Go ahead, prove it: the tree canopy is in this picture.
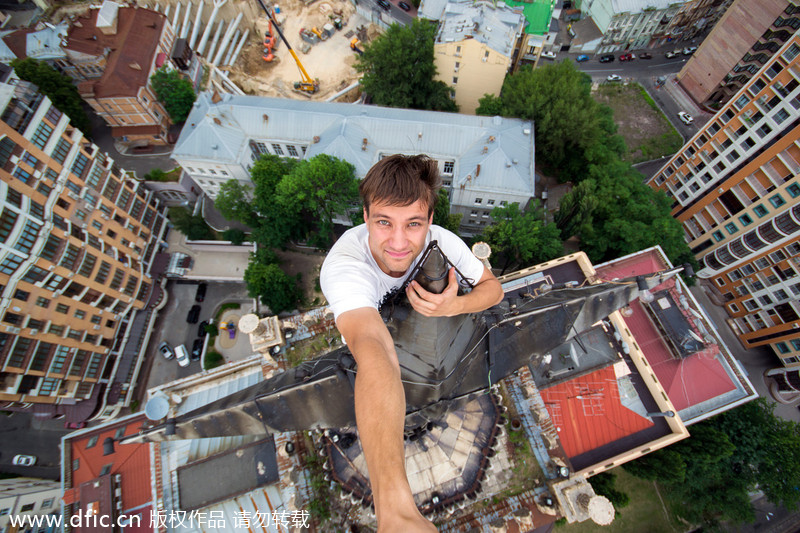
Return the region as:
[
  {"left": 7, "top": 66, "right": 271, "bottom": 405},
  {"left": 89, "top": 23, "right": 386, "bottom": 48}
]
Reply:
[
  {"left": 432, "top": 189, "right": 462, "bottom": 233},
  {"left": 168, "top": 206, "right": 214, "bottom": 240},
  {"left": 11, "top": 58, "right": 91, "bottom": 134},
  {"left": 355, "top": 19, "right": 457, "bottom": 112},
  {"left": 149, "top": 67, "right": 196, "bottom": 122},
  {"left": 244, "top": 260, "right": 302, "bottom": 314},
  {"left": 481, "top": 201, "right": 563, "bottom": 272},
  {"left": 624, "top": 399, "right": 800, "bottom": 528}
]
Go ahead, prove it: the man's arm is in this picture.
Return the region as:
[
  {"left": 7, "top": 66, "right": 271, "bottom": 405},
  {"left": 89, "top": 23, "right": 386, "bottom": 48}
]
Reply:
[
  {"left": 336, "top": 308, "right": 436, "bottom": 532},
  {"left": 406, "top": 265, "right": 503, "bottom": 317}
]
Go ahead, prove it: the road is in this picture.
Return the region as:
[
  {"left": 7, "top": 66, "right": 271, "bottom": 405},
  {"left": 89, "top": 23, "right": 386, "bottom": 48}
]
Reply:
[{"left": 0, "top": 412, "right": 68, "bottom": 480}]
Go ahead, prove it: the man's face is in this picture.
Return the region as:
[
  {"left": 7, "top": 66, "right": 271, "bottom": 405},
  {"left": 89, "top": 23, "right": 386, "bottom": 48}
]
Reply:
[{"left": 364, "top": 199, "right": 432, "bottom": 278}]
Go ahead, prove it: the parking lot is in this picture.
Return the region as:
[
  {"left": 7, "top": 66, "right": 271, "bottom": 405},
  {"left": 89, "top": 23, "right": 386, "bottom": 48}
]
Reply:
[{"left": 141, "top": 280, "right": 252, "bottom": 391}]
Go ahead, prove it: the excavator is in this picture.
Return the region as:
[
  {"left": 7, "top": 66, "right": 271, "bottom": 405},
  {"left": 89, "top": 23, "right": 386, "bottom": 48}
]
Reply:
[{"left": 256, "top": 0, "right": 319, "bottom": 95}]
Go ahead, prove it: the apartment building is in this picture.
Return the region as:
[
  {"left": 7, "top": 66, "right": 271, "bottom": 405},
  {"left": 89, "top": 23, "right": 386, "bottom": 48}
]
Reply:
[
  {"left": 433, "top": 1, "right": 526, "bottom": 114},
  {"left": 65, "top": 1, "right": 176, "bottom": 148},
  {"left": 647, "top": 34, "right": 800, "bottom": 368},
  {"left": 678, "top": 0, "right": 799, "bottom": 107},
  {"left": 173, "top": 93, "right": 536, "bottom": 237},
  {"left": 665, "top": 0, "right": 733, "bottom": 42},
  {"left": 0, "top": 74, "right": 169, "bottom": 419},
  {"left": 0, "top": 478, "right": 61, "bottom": 532},
  {"left": 582, "top": 0, "right": 686, "bottom": 53}
]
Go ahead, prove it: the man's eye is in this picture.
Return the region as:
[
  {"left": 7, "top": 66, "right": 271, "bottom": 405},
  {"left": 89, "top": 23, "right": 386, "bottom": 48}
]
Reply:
[
  {"left": 409, "top": 222, "right": 420, "bottom": 227},
  {"left": 378, "top": 220, "right": 390, "bottom": 226}
]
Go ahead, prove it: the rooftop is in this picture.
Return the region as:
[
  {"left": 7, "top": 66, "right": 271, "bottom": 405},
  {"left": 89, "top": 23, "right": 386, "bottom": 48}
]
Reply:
[
  {"left": 437, "top": 1, "right": 526, "bottom": 57},
  {"left": 503, "top": 0, "right": 554, "bottom": 35},
  {"left": 174, "top": 93, "right": 535, "bottom": 198},
  {"left": 67, "top": 4, "right": 166, "bottom": 98}
]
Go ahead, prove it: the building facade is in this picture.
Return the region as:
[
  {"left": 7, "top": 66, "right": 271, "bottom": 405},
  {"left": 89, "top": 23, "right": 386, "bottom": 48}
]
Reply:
[
  {"left": 0, "top": 478, "right": 61, "bottom": 532},
  {"left": 647, "top": 34, "right": 800, "bottom": 368},
  {"left": 677, "top": 0, "right": 799, "bottom": 108},
  {"left": 64, "top": 1, "right": 176, "bottom": 147},
  {"left": 0, "top": 74, "right": 169, "bottom": 418},
  {"left": 582, "top": 0, "right": 687, "bottom": 53},
  {"left": 433, "top": 2, "right": 526, "bottom": 114},
  {"left": 665, "top": 0, "right": 733, "bottom": 42},
  {"left": 172, "top": 93, "right": 536, "bottom": 237}
]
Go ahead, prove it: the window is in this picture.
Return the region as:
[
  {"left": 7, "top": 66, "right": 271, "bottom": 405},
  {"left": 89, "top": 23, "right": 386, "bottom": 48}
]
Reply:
[
  {"left": 755, "top": 257, "right": 771, "bottom": 269},
  {"left": 41, "top": 498, "right": 54, "bottom": 509},
  {"left": 734, "top": 94, "right": 751, "bottom": 109},
  {"left": 20, "top": 503, "right": 34, "bottom": 512},
  {"left": 86, "top": 435, "right": 98, "bottom": 448},
  {"left": 713, "top": 230, "right": 724, "bottom": 241},
  {"left": 35, "top": 296, "right": 49, "bottom": 308},
  {"left": 757, "top": 123, "right": 773, "bottom": 137},
  {"left": 773, "top": 108, "right": 790, "bottom": 124},
  {"left": 13, "top": 289, "right": 29, "bottom": 301},
  {"left": 31, "top": 121, "right": 53, "bottom": 149},
  {"left": 100, "top": 464, "right": 113, "bottom": 475},
  {"left": 769, "top": 194, "right": 786, "bottom": 208},
  {"left": 286, "top": 145, "right": 298, "bottom": 157},
  {"left": 729, "top": 303, "right": 740, "bottom": 313},
  {"left": 754, "top": 204, "right": 768, "bottom": 217},
  {"left": 453, "top": 77, "right": 458, "bottom": 84},
  {"left": 474, "top": 198, "right": 482, "bottom": 204},
  {"left": 90, "top": 315, "right": 102, "bottom": 325},
  {"left": 271, "top": 144, "right": 284, "bottom": 155},
  {"left": 739, "top": 214, "right": 753, "bottom": 226},
  {"left": 787, "top": 183, "right": 800, "bottom": 198},
  {"left": 725, "top": 222, "right": 738, "bottom": 234},
  {"left": 56, "top": 303, "right": 69, "bottom": 313}
]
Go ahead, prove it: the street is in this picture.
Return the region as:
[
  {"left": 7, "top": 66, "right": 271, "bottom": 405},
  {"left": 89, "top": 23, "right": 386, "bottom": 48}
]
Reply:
[{"left": 0, "top": 412, "right": 68, "bottom": 480}]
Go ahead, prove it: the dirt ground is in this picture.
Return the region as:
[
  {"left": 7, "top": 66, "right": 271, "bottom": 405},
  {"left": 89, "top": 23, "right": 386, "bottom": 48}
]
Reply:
[
  {"left": 275, "top": 246, "right": 327, "bottom": 307},
  {"left": 227, "top": 0, "right": 375, "bottom": 100},
  {"left": 593, "top": 82, "right": 682, "bottom": 163}
]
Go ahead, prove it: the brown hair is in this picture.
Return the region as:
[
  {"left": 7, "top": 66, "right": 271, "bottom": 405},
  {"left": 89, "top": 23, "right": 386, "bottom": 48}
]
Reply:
[{"left": 360, "top": 154, "right": 441, "bottom": 216}]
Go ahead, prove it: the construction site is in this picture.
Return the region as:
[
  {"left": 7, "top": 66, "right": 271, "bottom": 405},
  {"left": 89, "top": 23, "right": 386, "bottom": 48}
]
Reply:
[{"left": 56, "top": 0, "right": 379, "bottom": 101}]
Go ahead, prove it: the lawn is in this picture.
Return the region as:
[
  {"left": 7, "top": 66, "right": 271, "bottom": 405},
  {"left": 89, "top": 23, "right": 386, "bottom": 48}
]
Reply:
[
  {"left": 558, "top": 470, "right": 685, "bottom": 533},
  {"left": 593, "top": 83, "right": 683, "bottom": 164}
]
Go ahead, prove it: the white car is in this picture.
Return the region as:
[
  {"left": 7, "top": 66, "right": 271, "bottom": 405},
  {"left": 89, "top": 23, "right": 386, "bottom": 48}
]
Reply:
[
  {"left": 13, "top": 455, "right": 36, "bottom": 466},
  {"left": 606, "top": 74, "right": 622, "bottom": 82},
  {"left": 540, "top": 50, "right": 557, "bottom": 60},
  {"left": 175, "top": 344, "right": 190, "bottom": 367},
  {"left": 678, "top": 111, "right": 694, "bottom": 125}
]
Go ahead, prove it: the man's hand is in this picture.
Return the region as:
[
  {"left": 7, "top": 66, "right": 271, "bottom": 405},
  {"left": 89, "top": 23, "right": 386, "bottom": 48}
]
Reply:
[{"left": 406, "top": 268, "right": 463, "bottom": 317}]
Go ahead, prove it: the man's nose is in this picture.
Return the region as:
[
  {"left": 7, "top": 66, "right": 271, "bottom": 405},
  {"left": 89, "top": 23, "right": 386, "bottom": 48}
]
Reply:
[{"left": 388, "top": 225, "right": 407, "bottom": 247}]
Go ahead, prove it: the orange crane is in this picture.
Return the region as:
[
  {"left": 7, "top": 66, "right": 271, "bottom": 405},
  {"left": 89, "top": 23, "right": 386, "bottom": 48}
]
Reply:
[{"left": 255, "top": 0, "right": 319, "bottom": 95}]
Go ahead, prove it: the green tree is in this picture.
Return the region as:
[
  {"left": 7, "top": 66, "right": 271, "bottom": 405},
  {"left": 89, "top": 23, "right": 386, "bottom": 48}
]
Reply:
[
  {"left": 168, "top": 206, "right": 215, "bottom": 240},
  {"left": 355, "top": 19, "right": 457, "bottom": 112},
  {"left": 482, "top": 201, "right": 563, "bottom": 272},
  {"left": 554, "top": 180, "right": 598, "bottom": 240},
  {"left": 11, "top": 58, "right": 91, "bottom": 133},
  {"left": 275, "top": 154, "right": 359, "bottom": 248},
  {"left": 244, "top": 262, "right": 302, "bottom": 314},
  {"left": 215, "top": 179, "right": 254, "bottom": 225},
  {"left": 149, "top": 67, "right": 196, "bottom": 122},
  {"left": 432, "top": 188, "right": 462, "bottom": 233},
  {"left": 222, "top": 228, "right": 246, "bottom": 245}
]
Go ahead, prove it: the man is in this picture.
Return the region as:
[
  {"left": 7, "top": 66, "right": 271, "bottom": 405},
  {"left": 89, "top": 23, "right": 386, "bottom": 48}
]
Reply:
[{"left": 320, "top": 154, "right": 504, "bottom": 531}]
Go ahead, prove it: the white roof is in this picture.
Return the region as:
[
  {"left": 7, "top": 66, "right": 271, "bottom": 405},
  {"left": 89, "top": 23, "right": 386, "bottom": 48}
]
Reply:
[
  {"left": 437, "top": 1, "right": 525, "bottom": 57},
  {"left": 26, "top": 23, "right": 68, "bottom": 61},
  {"left": 175, "top": 93, "right": 535, "bottom": 198}
]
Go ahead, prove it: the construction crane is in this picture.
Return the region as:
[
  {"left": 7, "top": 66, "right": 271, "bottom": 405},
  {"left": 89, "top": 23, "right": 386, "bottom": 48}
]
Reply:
[{"left": 255, "top": 0, "right": 319, "bottom": 95}]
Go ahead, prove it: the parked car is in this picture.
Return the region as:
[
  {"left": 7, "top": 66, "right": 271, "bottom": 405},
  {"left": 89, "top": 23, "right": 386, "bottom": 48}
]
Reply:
[
  {"left": 599, "top": 54, "right": 615, "bottom": 63},
  {"left": 606, "top": 74, "right": 622, "bottom": 82},
  {"left": 678, "top": 111, "right": 694, "bottom": 125},
  {"left": 665, "top": 49, "right": 681, "bottom": 58},
  {"left": 683, "top": 46, "right": 697, "bottom": 55},
  {"left": 175, "top": 344, "right": 190, "bottom": 367},
  {"left": 639, "top": 52, "right": 652, "bottom": 59},
  {"left": 398, "top": 1, "right": 411, "bottom": 10},
  {"left": 197, "top": 320, "right": 209, "bottom": 338},
  {"left": 619, "top": 53, "right": 634, "bottom": 61},
  {"left": 377, "top": 0, "right": 391, "bottom": 10},
  {"left": 194, "top": 282, "right": 207, "bottom": 302},
  {"left": 191, "top": 339, "right": 204, "bottom": 361},
  {"left": 65, "top": 421, "right": 87, "bottom": 429},
  {"left": 13, "top": 455, "right": 36, "bottom": 466},
  {"left": 540, "top": 50, "right": 557, "bottom": 60},
  {"left": 186, "top": 305, "right": 201, "bottom": 324},
  {"left": 575, "top": 54, "right": 590, "bottom": 62},
  {"left": 158, "top": 341, "right": 174, "bottom": 360}
]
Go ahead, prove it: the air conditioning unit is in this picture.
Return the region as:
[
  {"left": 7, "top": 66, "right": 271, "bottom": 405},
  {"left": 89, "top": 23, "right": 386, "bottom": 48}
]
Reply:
[
  {"left": 33, "top": 170, "right": 41, "bottom": 178},
  {"left": 93, "top": 325, "right": 100, "bottom": 330},
  {"left": 29, "top": 328, "right": 38, "bottom": 335},
  {"left": 10, "top": 155, "right": 18, "bottom": 164},
  {"left": 67, "top": 191, "right": 79, "bottom": 201},
  {"left": 100, "top": 214, "right": 109, "bottom": 220}
]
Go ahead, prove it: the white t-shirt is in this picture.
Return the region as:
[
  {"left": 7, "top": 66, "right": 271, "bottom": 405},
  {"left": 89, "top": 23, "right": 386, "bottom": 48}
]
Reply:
[{"left": 320, "top": 224, "right": 486, "bottom": 320}]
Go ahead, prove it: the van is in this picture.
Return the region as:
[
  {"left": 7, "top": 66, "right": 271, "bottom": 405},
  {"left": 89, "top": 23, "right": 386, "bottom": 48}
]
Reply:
[{"left": 175, "top": 344, "right": 190, "bottom": 367}]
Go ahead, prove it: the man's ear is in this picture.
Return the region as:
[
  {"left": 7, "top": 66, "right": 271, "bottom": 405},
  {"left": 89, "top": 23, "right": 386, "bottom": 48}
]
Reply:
[{"left": 363, "top": 207, "right": 368, "bottom": 224}]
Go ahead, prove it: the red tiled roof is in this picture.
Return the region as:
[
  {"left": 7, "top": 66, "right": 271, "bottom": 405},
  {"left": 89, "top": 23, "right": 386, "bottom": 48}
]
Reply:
[
  {"left": 541, "top": 366, "right": 655, "bottom": 458},
  {"left": 68, "top": 414, "right": 152, "bottom": 514},
  {"left": 66, "top": 7, "right": 166, "bottom": 98},
  {"left": 1, "top": 28, "right": 35, "bottom": 59},
  {"left": 595, "top": 249, "right": 737, "bottom": 412}
]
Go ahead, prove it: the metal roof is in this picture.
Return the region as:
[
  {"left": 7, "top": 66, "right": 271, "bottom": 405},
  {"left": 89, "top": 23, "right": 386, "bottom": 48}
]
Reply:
[
  {"left": 174, "top": 93, "right": 535, "bottom": 197},
  {"left": 609, "top": 0, "right": 685, "bottom": 14},
  {"left": 437, "top": 1, "right": 525, "bottom": 57}
]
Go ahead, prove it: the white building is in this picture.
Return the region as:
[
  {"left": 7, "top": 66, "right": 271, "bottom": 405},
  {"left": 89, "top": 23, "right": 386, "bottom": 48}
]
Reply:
[
  {"left": 173, "top": 93, "right": 536, "bottom": 236},
  {"left": 583, "top": 0, "right": 687, "bottom": 53},
  {"left": 0, "top": 477, "right": 61, "bottom": 530}
]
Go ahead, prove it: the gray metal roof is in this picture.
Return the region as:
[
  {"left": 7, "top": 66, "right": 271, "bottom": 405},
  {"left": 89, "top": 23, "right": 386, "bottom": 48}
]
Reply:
[
  {"left": 437, "top": 1, "right": 525, "bottom": 58},
  {"left": 419, "top": 0, "right": 449, "bottom": 20},
  {"left": 174, "top": 92, "right": 535, "bottom": 196}
]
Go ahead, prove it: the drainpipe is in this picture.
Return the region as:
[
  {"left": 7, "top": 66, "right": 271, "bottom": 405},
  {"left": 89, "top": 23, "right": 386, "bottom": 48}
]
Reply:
[
  {"left": 163, "top": 3, "right": 171, "bottom": 18},
  {"left": 206, "top": 19, "right": 226, "bottom": 61},
  {"left": 196, "top": 0, "right": 226, "bottom": 56},
  {"left": 223, "top": 29, "right": 240, "bottom": 65},
  {"left": 228, "top": 29, "right": 249, "bottom": 67},
  {"left": 171, "top": 2, "right": 180, "bottom": 29},
  {"left": 212, "top": 11, "right": 242, "bottom": 66},
  {"left": 189, "top": 0, "right": 204, "bottom": 48},
  {"left": 181, "top": 1, "right": 193, "bottom": 38}
]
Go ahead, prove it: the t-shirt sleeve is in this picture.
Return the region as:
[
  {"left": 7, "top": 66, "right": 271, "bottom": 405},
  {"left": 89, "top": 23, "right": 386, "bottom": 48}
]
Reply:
[{"left": 320, "top": 248, "right": 380, "bottom": 320}]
